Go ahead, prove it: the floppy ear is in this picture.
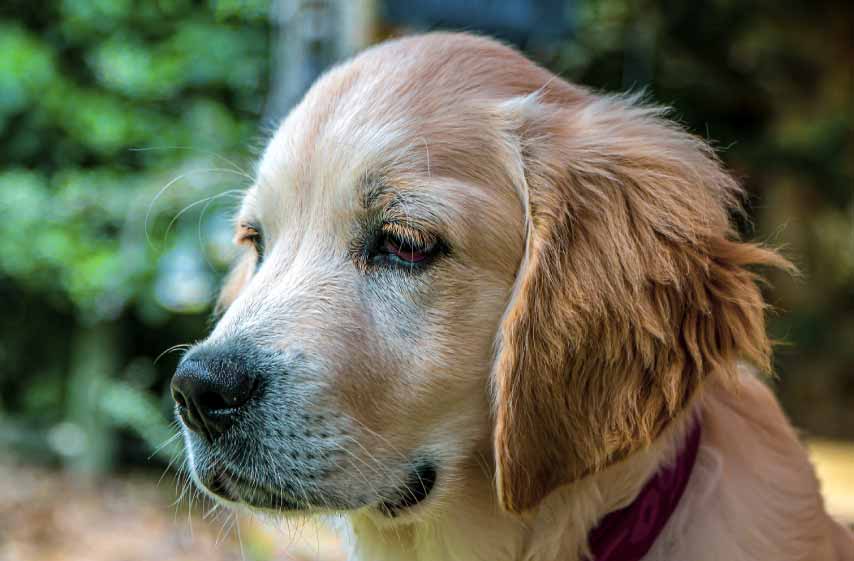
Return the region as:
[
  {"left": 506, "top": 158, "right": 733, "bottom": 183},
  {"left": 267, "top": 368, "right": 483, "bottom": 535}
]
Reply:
[
  {"left": 493, "top": 93, "right": 793, "bottom": 513},
  {"left": 214, "top": 250, "right": 254, "bottom": 317}
]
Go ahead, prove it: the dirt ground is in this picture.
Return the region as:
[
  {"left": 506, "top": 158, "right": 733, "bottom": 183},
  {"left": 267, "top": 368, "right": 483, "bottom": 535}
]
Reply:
[
  {"left": 1, "top": 440, "right": 852, "bottom": 561},
  {"left": 0, "top": 462, "right": 345, "bottom": 561}
]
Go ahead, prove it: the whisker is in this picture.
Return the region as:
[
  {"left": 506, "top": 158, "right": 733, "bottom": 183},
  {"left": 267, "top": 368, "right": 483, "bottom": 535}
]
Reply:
[
  {"left": 154, "top": 343, "right": 193, "bottom": 366},
  {"left": 345, "top": 415, "right": 411, "bottom": 465},
  {"left": 216, "top": 509, "right": 236, "bottom": 545},
  {"left": 235, "top": 510, "right": 247, "bottom": 561},
  {"left": 148, "top": 431, "right": 181, "bottom": 461},
  {"left": 130, "top": 145, "right": 255, "bottom": 180},
  {"left": 145, "top": 167, "right": 252, "bottom": 250},
  {"left": 328, "top": 439, "right": 389, "bottom": 505},
  {"left": 162, "top": 189, "right": 245, "bottom": 246},
  {"left": 203, "top": 502, "right": 221, "bottom": 520},
  {"left": 197, "top": 189, "right": 245, "bottom": 272}
]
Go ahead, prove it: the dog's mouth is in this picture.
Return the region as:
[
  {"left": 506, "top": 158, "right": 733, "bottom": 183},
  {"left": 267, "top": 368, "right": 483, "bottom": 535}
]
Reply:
[
  {"left": 196, "top": 458, "right": 437, "bottom": 516},
  {"left": 379, "top": 462, "right": 437, "bottom": 517},
  {"left": 202, "top": 467, "right": 305, "bottom": 511}
]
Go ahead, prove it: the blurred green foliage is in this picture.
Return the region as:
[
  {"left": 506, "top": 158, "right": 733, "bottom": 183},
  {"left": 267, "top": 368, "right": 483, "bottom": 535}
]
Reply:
[
  {"left": 544, "top": 0, "right": 854, "bottom": 437},
  {"left": 0, "top": 0, "right": 270, "bottom": 468},
  {"left": 0, "top": 0, "right": 851, "bottom": 475}
]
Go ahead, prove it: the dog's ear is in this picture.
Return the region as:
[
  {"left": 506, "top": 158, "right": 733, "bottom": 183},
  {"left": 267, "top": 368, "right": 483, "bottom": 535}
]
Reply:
[
  {"left": 492, "top": 93, "right": 793, "bottom": 513},
  {"left": 214, "top": 250, "right": 254, "bottom": 317}
]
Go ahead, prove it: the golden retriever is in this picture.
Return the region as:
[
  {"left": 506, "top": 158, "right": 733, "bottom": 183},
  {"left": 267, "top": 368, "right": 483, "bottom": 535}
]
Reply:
[{"left": 171, "top": 33, "right": 854, "bottom": 560}]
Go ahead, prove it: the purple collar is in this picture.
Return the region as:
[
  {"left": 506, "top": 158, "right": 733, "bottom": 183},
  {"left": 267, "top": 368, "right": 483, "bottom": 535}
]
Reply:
[{"left": 588, "top": 421, "right": 702, "bottom": 561}]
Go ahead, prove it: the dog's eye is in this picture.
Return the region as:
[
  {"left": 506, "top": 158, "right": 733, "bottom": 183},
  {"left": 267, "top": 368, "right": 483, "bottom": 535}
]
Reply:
[
  {"left": 383, "top": 235, "right": 430, "bottom": 264},
  {"left": 373, "top": 229, "right": 442, "bottom": 269},
  {"left": 237, "top": 224, "right": 264, "bottom": 263}
]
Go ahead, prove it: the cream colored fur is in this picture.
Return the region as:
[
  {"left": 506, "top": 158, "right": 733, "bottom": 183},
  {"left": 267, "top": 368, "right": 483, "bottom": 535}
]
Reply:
[
  {"left": 331, "top": 369, "right": 852, "bottom": 561},
  {"left": 195, "top": 32, "right": 854, "bottom": 560}
]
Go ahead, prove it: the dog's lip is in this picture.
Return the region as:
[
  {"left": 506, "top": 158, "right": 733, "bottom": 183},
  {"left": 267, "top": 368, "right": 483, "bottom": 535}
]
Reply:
[
  {"left": 379, "top": 462, "right": 437, "bottom": 517},
  {"left": 205, "top": 469, "right": 238, "bottom": 501},
  {"left": 200, "top": 466, "right": 247, "bottom": 503},
  {"left": 202, "top": 467, "right": 304, "bottom": 511}
]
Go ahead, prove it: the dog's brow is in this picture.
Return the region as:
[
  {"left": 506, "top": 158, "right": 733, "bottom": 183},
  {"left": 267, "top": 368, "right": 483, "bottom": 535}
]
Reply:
[
  {"left": 356, "top": 173, "right": 445, "bottom": 231},
  {"left": 358, "top": 173, "right": 391, "bottom": 210}
]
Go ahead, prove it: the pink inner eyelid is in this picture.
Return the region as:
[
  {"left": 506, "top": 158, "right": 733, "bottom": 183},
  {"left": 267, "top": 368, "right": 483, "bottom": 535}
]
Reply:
[{"left": 384, "top": 238, "right": 428, "bottom": 262}]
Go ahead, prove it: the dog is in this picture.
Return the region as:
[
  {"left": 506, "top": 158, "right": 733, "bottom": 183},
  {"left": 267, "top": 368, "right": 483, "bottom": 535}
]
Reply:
[{"left": 171, "top": 33, "right": 854, "bottom": 560}]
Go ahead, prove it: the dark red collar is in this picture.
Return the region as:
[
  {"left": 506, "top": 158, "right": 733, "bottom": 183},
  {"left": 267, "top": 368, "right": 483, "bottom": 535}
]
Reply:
[{"left": 588, "top": 421, "right": 702, "bottom": 561}]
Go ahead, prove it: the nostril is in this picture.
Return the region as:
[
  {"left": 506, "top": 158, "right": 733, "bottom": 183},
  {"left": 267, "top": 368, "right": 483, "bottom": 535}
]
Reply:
[
  {"left": 172, "top": 388, "right": 188, "bottom": 409},
  {"left": 198, "top": 391, "right": 231, "bottom": 413},
  {"left": 170, "top": 353, "right": 258, "bottom": 442}
]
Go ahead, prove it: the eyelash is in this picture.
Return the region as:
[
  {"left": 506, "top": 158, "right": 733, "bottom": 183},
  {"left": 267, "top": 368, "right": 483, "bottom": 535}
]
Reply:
[
  {"left": 238, "top": 224, "right": 444, "bottom": 272},
  {"left": 370, "top": 228, "right": 444, "bottom": 270},
  {"left": 239, "top": 226, "right": 264, "bottom": 263}
]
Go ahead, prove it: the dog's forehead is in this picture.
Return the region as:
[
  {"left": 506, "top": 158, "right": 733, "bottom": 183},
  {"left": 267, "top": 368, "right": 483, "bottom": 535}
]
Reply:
[
  {"left": 249, "top": 33, "right": 561, "bottom": 231},
  {"left": 253, "top": 75, "right": 418, "bottom": 229}
]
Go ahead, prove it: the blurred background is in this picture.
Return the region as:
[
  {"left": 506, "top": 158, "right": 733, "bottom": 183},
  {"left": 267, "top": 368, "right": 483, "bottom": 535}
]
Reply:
[{"left": 0, "top": 1, "right": 851, "bottom": 559}]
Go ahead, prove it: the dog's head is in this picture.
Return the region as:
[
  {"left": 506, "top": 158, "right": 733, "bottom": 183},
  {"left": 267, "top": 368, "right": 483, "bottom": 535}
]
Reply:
[{"left": 172, "top": 33, "right": 788, "bottom": 519}]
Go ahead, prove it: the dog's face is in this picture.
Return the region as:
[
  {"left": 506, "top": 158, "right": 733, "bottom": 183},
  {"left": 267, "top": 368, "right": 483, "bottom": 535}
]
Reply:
[
  {"left": 176, "top": 35, "right": 528, "bottom": 519},
  {"left": 174, "top": 34, "right": 785, "bottom": 519}
]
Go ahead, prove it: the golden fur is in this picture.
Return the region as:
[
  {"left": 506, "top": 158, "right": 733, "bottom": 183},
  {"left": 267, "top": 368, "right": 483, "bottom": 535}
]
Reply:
[
  {"left": 492, "top": 88, "right": 793, "bottom": 512},
  {"left": 200, "top": 32, "right": 853, "bottom": 560}
]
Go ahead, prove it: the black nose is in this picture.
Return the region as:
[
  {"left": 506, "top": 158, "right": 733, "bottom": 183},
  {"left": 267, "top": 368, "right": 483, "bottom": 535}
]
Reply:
[{"left": 171, "top": 348, "right": 257, "bottom": 441}]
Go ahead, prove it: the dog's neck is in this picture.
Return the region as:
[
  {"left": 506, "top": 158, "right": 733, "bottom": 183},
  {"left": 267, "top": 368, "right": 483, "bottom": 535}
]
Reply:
[
  {"left": 336, "top": 410, "right": 701, "bottom": 561},
  {"left": 586, "top": 420, "right": 701, "bottom": 560}
]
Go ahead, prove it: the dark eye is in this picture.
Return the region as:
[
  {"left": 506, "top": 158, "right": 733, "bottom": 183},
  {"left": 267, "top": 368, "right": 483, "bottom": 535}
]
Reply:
[
  {"left": 248, "top": 232, "right": 264, "bottom": 262},
  {"left": 374, "top": 230, "right": 443, "bottom": 269},
  {"left": 383, "top": 235, "right": 430, "bottom": 264},
  {"left": 238, "top": 224, "right": 264, "bottom": 264}
]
